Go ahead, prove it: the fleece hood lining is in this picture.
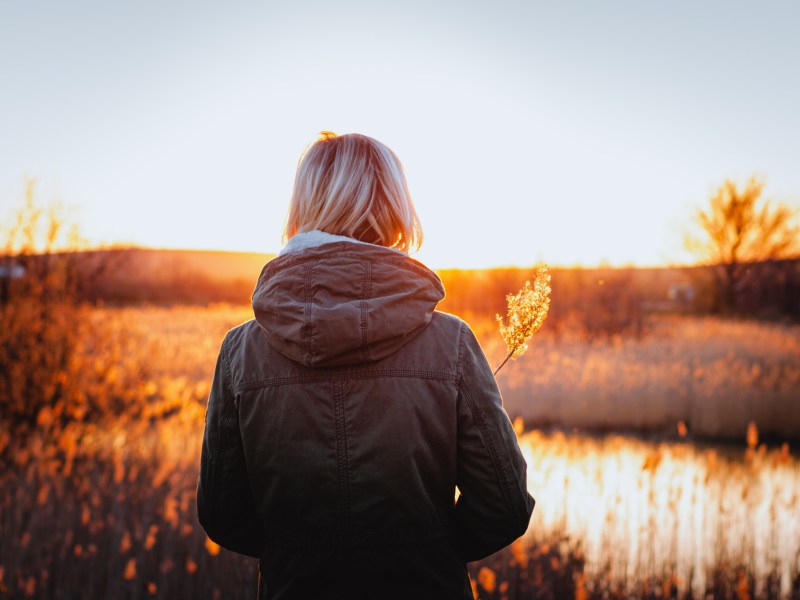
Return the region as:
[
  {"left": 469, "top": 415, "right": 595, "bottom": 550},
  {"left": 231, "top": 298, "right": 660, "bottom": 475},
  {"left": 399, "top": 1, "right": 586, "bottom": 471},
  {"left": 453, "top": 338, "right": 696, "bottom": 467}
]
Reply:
[{"left": 279, "top": 230, "right": 407, "bottom": 258}]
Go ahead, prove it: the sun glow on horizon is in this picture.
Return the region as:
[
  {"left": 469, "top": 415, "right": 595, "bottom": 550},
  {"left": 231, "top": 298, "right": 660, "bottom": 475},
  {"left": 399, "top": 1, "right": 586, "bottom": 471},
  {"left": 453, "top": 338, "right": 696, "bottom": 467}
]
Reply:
[{"left": 93, "top": 241, "right": 695, "bottom": 272}]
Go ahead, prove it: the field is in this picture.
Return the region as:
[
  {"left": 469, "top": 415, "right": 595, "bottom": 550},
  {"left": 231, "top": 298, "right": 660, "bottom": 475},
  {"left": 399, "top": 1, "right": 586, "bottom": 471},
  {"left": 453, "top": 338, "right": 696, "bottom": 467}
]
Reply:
[
  {"left": 1, "top": 304, "right": 799, "bottom": 599},
  {"left": 471, "top": 313, "right": 800, "bottom": 440}
]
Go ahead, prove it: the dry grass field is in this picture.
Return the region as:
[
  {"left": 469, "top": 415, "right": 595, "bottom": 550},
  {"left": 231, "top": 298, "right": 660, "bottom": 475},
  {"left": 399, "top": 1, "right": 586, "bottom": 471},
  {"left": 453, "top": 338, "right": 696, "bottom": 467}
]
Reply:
[
  {"left": 470, "top": 312, "right": 800, "bottom": 441},
  {"left": 1, "top": 304, "right": 799, "bottom": 598}
]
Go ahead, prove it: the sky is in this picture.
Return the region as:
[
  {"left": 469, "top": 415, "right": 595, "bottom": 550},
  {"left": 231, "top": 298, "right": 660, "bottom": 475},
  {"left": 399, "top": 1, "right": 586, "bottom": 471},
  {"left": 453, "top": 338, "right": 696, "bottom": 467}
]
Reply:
[{"left": 1, "top": 0, "right": 799, "bottom": 269}]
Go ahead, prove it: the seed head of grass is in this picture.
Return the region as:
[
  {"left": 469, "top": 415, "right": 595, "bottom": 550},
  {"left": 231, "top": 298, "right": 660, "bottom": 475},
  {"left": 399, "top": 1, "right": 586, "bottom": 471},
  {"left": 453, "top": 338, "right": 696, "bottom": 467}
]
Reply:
[{"left": 494, "top": 262, "right": 551, "bottom": 375}]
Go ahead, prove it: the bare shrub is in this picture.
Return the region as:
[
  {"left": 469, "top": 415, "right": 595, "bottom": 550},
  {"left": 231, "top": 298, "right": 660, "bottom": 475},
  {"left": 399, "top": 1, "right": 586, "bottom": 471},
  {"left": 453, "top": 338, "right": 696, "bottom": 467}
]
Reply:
[{"left": 0, "top": 180, "right": 87, "bottom": 428}]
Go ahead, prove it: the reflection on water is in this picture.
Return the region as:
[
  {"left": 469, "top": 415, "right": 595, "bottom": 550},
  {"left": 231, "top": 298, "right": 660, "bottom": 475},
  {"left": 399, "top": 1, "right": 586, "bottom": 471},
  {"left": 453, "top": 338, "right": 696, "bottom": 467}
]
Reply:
[{"left": 518, "top": 431, "right": 800, "bottom": 598}]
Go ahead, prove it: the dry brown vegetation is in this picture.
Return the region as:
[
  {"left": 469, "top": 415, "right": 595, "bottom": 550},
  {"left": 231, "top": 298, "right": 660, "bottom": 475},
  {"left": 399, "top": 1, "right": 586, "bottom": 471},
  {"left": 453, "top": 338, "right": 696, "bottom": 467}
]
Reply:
[
  {"left": 1, "top": 304, "right": 798, "bottom": 598},
  {"left": 0, "top": 305, "right": 253, "bottom": 599},
  {"left": 0, "top": 182, "right": 86, "bottom": 427},
  {"left": 2, "top": 191, "right": 799, "bottom": 598},
  {"left": 471, "top": 313, "right": 800, "bottom": 441}
]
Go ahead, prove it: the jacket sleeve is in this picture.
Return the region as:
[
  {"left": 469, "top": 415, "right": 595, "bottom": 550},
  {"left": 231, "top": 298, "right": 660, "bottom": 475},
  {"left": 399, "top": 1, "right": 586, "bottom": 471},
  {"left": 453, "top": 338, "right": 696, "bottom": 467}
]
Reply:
[
  {"left": 453, "top": 323, "right": 535, "bottom": 562},
  {"left": 196, "top": 333, "right": 266, "bottom": 558}
]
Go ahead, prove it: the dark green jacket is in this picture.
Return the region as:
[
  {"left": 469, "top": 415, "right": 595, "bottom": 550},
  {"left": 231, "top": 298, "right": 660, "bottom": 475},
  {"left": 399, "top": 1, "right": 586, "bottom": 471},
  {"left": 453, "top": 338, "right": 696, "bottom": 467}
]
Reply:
[{"left": 197, "top": 241, "right": 534, "bottom": 599}]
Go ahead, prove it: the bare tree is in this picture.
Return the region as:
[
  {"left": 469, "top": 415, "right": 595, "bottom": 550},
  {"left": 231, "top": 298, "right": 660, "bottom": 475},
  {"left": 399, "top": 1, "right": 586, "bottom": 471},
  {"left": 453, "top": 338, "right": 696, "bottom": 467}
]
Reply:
[{"left": 686, "top": 177, "right": 799, "bottom": 313}]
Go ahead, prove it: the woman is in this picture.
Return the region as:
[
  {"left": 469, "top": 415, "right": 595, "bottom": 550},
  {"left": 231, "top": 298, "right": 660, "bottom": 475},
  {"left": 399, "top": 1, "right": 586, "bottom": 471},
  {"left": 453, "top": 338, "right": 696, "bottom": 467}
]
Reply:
[{"left": 197, "top": 131, "right": 534, "bottom": 599}]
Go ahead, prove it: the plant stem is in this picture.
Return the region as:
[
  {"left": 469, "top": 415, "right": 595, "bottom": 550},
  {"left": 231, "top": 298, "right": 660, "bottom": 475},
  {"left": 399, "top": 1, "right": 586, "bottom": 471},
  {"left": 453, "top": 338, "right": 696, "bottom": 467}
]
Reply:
[{"left": 493, "top": 350, "right": 514, "bottom": 376}]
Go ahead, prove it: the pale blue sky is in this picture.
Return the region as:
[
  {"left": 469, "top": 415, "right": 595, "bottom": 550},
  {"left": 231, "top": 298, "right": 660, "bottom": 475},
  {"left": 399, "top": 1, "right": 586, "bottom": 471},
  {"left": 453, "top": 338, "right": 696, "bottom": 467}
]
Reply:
[{"left": 1, "top": 0, "right": 798, "bottom": 268}]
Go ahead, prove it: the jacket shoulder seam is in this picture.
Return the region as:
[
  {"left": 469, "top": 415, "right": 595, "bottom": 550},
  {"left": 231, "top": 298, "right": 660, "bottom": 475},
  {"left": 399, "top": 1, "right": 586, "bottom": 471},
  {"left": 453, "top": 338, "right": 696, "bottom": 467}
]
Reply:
[
  {"left": 302, "top": 260, "right": 315, "bottom": 364},
  {"left": 221, "top": 333, "right": 235, "bottom": 398},
  {"left": 359, "top": 259, "right": 373, "bottom": 362},
  {"left": 455, "top": 320, "right": 468, "bottom": 383},
  {"left": 217, "top": 333, "right": 240, "bottom": 454}
]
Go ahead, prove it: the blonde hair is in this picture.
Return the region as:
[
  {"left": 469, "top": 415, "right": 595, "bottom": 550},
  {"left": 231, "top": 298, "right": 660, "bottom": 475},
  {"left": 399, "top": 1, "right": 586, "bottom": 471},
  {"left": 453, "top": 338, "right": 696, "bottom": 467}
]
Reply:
[{"left": 284, "top": 131, "right": 423, "bottom": 253}]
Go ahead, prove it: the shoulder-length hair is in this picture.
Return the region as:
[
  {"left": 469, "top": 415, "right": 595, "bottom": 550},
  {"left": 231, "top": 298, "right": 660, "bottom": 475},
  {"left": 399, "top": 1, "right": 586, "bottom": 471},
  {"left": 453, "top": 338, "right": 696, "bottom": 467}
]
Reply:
[{"left": 283, "top": 131, "right": 423, "bottom": 253}]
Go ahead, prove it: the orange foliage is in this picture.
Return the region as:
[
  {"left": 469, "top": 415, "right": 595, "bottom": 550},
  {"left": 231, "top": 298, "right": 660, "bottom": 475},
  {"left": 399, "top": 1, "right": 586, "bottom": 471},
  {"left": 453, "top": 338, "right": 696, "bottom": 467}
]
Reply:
[
  {"left": 0, "top": 301, "right": 798, "bottom": 598},
  {"left": 205, "top": 536, "right": 221, "bottom": 556},
  {"left": 123, "top": 558, "right": 137, "bottom": 581}
]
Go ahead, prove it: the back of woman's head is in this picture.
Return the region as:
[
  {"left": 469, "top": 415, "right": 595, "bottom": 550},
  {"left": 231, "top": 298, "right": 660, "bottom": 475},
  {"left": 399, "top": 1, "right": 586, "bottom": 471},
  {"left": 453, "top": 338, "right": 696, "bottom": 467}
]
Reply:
[{"left": 284, "top": 131, "right": 423, "bottom": 253}]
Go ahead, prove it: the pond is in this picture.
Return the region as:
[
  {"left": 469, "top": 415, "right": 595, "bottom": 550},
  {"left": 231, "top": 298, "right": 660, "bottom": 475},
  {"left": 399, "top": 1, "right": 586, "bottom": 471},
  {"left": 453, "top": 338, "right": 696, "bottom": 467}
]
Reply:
[{"left": 501, "top": 430, "right": 800, "bottom": 598}]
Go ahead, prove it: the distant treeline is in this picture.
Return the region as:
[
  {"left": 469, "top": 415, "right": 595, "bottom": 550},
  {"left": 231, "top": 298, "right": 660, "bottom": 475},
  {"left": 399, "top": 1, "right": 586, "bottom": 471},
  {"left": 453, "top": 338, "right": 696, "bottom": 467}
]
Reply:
[
  {"left": 439, "top": 259, "right": 800, "bottom": 333},
  {"left": 731, "top": 258, "right": 800, "bottom": 318},
  {"left": 6, "top": 247, "right": 275, "bottom": 305},
  {"left": 3, "top": 248, "right": 799, "bottom": 326}
]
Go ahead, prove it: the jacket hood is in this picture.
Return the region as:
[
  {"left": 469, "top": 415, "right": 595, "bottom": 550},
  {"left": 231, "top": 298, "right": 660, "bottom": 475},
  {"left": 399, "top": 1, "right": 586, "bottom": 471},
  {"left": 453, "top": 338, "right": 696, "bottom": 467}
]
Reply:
[{"left": 252, "top": 240, "right": 445, "bottom": 368}]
